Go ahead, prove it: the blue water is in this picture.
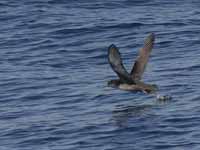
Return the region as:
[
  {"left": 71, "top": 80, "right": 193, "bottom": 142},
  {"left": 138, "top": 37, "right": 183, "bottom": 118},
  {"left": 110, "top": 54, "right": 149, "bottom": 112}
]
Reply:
[{"left": 0, "top": 0, "right": 200, "bottom": 149}]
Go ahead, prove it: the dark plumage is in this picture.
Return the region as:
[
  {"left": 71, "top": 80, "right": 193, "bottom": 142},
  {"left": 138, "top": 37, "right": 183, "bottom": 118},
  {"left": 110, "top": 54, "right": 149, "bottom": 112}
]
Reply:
[{"left": 108, "top": 33, "right": 157, "bottom": 94}]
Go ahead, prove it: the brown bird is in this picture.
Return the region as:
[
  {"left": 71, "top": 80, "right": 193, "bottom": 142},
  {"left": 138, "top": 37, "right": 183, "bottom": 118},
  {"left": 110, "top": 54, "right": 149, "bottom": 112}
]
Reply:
[{"left": 108, "top": 33, "right": 158, "bottom": 94}]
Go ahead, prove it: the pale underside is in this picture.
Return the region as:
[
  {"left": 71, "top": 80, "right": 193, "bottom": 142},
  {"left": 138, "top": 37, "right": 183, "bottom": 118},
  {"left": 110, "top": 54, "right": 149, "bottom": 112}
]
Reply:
[
  {"left": 108, "top": 33, "right": 156, "bottom": 92},
  {"left": 118, "top": 81, "right": 158, "bottom": 94}
]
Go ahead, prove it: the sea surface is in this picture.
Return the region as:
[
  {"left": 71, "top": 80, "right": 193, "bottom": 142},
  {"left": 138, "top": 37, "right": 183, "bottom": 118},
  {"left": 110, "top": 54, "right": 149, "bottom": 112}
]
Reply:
[{"left": 0, "top": 0, "right": 200, "bottom": 150}]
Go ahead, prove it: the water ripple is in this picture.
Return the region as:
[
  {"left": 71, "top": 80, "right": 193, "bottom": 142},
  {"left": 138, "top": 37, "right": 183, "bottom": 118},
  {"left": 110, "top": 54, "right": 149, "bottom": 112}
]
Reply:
[{"left": 0, "top": 0, "right": 200, "bottom": 150}]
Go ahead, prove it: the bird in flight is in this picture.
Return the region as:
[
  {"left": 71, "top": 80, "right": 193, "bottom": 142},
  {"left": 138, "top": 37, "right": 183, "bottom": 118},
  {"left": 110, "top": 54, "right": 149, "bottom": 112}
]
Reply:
[{"left": 108, "top": 33, "right": 158, "bottom": 94}]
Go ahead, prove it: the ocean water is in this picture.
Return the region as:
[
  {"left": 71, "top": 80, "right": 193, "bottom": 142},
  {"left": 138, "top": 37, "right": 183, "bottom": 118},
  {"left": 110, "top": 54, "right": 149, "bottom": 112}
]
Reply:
[{"left": 0, "top": 0, "right": 200, "bottom": 150}]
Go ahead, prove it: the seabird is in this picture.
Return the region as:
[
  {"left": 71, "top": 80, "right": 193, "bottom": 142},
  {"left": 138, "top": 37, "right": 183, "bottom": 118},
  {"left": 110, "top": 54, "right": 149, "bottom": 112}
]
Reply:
[{"left": 108, "top": 33, "right": 158, "bottom": 94}]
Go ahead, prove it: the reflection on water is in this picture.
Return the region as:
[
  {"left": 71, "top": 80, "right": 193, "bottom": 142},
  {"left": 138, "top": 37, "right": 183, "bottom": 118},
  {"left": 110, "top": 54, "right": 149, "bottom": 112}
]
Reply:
[
  {"left": 112, "top": 97, "right": 171, "bottom": 127},
  {"left": 112, "top": 104, "right": 152, "bottom": 127}
]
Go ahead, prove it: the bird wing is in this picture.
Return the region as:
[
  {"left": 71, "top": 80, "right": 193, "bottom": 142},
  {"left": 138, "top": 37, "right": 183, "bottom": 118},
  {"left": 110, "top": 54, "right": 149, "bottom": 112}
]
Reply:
[
  {"left": 130, "top": 33, "right": 155, "bottom": 81},
  {"left": 108, "top": 44, "right": 133, "bottom": 83}
]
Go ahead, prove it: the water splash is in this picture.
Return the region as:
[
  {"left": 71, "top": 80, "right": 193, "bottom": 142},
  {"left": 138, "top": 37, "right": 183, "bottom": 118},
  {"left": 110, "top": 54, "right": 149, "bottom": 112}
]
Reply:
[{"left": 154, "top": 92, "right": 172, "bottom": 101}]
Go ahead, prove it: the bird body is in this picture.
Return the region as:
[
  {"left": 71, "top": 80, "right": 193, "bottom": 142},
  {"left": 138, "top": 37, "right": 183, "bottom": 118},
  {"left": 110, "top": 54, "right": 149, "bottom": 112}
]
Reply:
[{"left": 108, "top": 33, "right": 157, "bottom": 94}]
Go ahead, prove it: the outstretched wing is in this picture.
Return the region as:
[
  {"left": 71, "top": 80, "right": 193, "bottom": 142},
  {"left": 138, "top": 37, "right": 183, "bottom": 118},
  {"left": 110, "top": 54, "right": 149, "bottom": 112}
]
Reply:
[
  {"left": 131, "top": 33, "right": 155, "bottom": 81},
  {"left": 108, "top": 44, "right": 133, "bottom": 84}
]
